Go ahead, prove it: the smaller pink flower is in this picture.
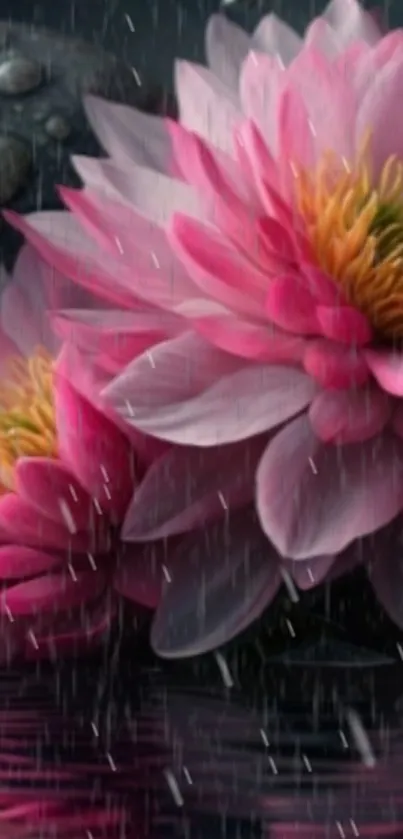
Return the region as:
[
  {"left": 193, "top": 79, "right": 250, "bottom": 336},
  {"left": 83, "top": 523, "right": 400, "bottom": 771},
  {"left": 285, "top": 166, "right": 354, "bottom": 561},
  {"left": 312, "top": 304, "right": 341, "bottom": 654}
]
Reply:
[{"left": 0, "top": 245, "right": 166, "bottom": 660}]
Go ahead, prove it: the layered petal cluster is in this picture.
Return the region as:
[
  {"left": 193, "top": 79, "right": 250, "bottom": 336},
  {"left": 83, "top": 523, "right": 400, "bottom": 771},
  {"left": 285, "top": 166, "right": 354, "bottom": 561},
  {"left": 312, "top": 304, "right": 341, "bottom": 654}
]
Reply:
[
  {"left": 0, "top": 245, "right": 166, "bottom": 659},
  {"left": 8, "top": 0, "right": 403, "bottom": 651}
]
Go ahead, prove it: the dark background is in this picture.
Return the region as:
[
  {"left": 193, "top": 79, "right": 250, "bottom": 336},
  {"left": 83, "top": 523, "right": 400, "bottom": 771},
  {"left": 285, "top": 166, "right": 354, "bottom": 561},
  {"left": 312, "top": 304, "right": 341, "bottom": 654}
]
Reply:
[{"left": 1, "top": 0, "right": 402, "bottom": 95}]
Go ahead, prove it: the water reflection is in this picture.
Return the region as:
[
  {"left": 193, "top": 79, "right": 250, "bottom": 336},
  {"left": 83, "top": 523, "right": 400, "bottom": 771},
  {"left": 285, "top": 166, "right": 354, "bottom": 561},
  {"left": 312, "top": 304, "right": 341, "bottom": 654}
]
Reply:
[{"left": 2, "top": 647, "right": 403, "bottom": 838}]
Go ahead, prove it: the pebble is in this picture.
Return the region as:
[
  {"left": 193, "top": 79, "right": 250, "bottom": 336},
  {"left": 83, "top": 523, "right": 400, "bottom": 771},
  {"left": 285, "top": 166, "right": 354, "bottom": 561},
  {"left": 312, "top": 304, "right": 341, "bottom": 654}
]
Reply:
[
  {"left": 0, "top": 55, "right": 42, "bottom": 95},
  {"left": 0, "top": 135, "right": 31, "bottom": 202},
  {"left": 44, "top": 114, "right": 71, "bottom": 141}
]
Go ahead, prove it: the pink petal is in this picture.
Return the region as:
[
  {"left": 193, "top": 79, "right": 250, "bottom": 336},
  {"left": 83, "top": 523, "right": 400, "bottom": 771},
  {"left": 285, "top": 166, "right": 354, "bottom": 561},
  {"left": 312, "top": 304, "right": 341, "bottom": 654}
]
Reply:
[
  {"left": 265, "top": 276, "right": 319, "bottom": 335},
  {"left": 354, "top": 31, "right": 403, "bottom": 99},
  {"left": 0, "top": 495, "right": 91, "bottom": 552},
  {"left": 169, "top": 129, "right": 268, "bottom": 261},
  {"left": 239, "top": 52, "right": 284, "bottom": 154},
  {"left": 104, "top": 330, "right": 242, "bottom": 410},
  {"left": 55, "top": 341, "right": 169, "bottom": 469},
  {"left": 286, "top": 46, "right": 355, "bottom": 161},
  {"left": 277, "top": 86, "right": 316, "bottom": 182},
  {"left": 151, "top": 507, "right": 281, "bottom": 658},
  {"left": 0, "top": 545, "right": 63, "bottom": 579},
  {"left": 253, "top": 13, "right": 302, "bottom": 63},
  {"left": 0, "top": 570, "right": 107, "bottom": 616},
  {"left": 52, "top": 307, "right": 182, "bottom": 366},
  {"left": 54, "top": 373, "right": 135, "bottom": 520},
  {"left": 282, "top": 555, "right": 336, "bottom": 590},
  {"left": 1, "top": 245, "right": 59, "bottom": 357},
  {"left": 59, "top": 186, "right": 131, "bottom": 254},
  {"left": 304, "top": 340, "right": 370, "bottom": 388},
  {"left": 235, "top": 119, "right": 282, "bottom": 211},
  {"left": 308, "top": 386, "right": 392, "bottom": 443},
  {"left": 83, "top": 95, "right": 180, "bottom": 175},
  {"left": 316, "top": 304, "right": 372, "bottom": 345},
  {"left": 170, "top": 213, "right": 267, "bottom": 318},
  {"left": 193, "top": 313, "right": 306, "bottom": 363},
  {"left": 174, "top": 60, "right": 240, "bottom": 155},
  {"left": 323, "top": 0, "right": 382, "bottom": 45},
  {"left": 304, "top": 18, "right": 339, "bottom": 58},
  {"left": 114, "top": 542, "right": 165, "bottom": 609},
  {"left": 122, "top": 436, "right": 267, "bottom": 541},
  {"left": 205, "top": 14, "right": 251, "bottom": 93},
  {"left": 356, "top": 52, "right": 403, "bottom": 179},
  {"left": 105, "top": 344, "right": 318, "bottom": 446},
  {"left": 15, "top": 458, "right": 96, "bottom": 531},
  {"left": 256, "top": 414, "right": 403, "bottom": 560},
  {"left": 3, "top": 209, "right": 137, "bottom": 310},
  {"left": 365, "top": 349, "right": 403, "bottom": 397},
  {"left": 80, "top": 160, "right": 204, "bottom": 227}
]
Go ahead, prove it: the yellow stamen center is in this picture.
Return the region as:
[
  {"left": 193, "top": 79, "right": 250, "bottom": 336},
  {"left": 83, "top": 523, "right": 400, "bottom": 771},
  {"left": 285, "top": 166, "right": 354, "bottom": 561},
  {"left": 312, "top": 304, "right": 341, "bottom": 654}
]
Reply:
[
  {"left": 294, "top": 134, "right": 403, "bottom": 340},
  {"left": 0, "top": 347, "right": 57, "bottom": 492}
]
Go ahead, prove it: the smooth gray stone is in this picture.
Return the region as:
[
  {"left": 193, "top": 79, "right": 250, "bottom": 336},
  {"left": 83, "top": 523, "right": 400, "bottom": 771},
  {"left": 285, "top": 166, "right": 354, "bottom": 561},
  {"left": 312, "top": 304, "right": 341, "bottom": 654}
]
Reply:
[
  {"left": 0, "top": 53, "right": 42, "bottom": 95},
  {"left": 0, "top": 21, "right": 163, "bottom": 265}
]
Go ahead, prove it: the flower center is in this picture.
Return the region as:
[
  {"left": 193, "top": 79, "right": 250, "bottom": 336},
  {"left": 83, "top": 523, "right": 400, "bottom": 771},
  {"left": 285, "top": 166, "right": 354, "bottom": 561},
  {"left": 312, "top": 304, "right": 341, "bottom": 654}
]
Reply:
[
  {"left": 0, "top": 347, "right": 57, "bottom": 491},
  {"left": 295, "top": 136, "right": 403, "bottom": 340}
]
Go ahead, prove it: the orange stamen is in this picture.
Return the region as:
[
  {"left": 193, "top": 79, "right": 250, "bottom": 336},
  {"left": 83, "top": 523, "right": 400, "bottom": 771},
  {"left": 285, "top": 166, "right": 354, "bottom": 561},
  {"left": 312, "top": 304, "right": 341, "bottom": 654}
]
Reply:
[
  {"left": 0, "top": 347, "right": 57, "bottom": 491},
  {"left": 294, "top": 133, "right": 403, "bottom": 340}
]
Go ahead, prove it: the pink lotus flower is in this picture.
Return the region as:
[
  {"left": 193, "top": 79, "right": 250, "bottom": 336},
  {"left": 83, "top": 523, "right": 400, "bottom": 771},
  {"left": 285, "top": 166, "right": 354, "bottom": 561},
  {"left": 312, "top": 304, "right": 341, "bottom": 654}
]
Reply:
[
  {"left": 0, "top": 244, "right": 168, "bottom": 659},
  {"left": 8, "top": 0, "right": 403, "bottom": 655}
]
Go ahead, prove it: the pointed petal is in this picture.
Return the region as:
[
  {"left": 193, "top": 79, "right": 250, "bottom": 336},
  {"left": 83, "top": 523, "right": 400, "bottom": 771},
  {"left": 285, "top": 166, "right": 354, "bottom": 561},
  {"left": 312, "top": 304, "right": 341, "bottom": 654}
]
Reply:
[
  {"left": 0, "top": 495, "right": 91, "bottom": 552},
  {"left": 287, "top": 46, "right": 355, "bottom": 160},
  {"left": 84, "top": 95, "right": 180, "bottom": 174},
  {"left": 123, "top": 436, "right": 267, "bottom": 541},
  {"left": 170, "top": 213, "right": 267, "bottom": 318},
  {"left": 323, "top": 0, "right": 381, "bottom": 45},
  {"left": 3, "top": 209, "right": 137, "bottom": 310},
  {"left": 0, "top": 545, "right": 62, "bottom": 579},
  {"left": 77, "top": 160, "right": 204, "bottom": 227},
  {"left": 1, "top": 245, "right": 59, "bottom": 356},
  {"left": 239, "top": 52, "right": 283, "bottom": 154},
  {"left": 175, "top": 60, "right": 240, "bottom": 154},
  {"left": 277, "top": 86, "right": 316, "bottom": 177},
  {"left": 151, "top": 507, "right": 281, "bottom": 658},
  {"left": 356, "top": 53, "right": 403, "bottom": 179},
  {"left": 205, "top": 14, "right": 250, "bottom": 93},
  {"left": 104, "top": 329, "right": 242, "bottom": 412},
  {"left": 0, "top": 570, "right": 106, "bottom": 616},
  {"left": 15, "top": 458, "right": 96, "bottom": 531},
  {"left": 105, "top": 339, "right": 317, "bottom": 445},
  {"left": 54, "top": 372, "right": 135, "bottom": 519},
  {"left": 253, "top": 13, "right": 302, "bottom": 63},
  {"left": 257, "top": 415, "right": 403, "bottom": 560}
]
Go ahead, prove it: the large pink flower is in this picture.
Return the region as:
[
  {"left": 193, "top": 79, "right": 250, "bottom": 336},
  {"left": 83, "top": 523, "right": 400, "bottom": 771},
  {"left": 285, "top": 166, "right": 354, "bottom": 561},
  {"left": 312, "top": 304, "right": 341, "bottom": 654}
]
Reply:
[
  {"left": 8, "top": 0, "right": 403, "bottom": 653},
  {"left": 0, "top": 244, "right": 168, "bottom": 659}
]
